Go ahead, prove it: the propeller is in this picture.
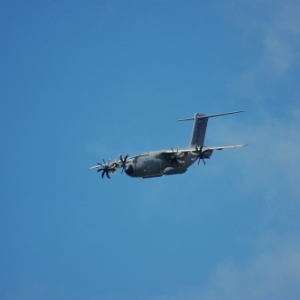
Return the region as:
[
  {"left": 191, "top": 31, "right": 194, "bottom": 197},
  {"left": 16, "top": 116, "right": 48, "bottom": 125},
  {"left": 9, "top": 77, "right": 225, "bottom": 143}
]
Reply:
[
  {"left": 168, "top": 148, "right": 185, "bottom": 167},
  {"left": 119, "top": 154, "right": 129, "bottom": 174},
  {"left": 96, "top": 159, "right": 117, "bottom": 179},
  {"left": 91, "top": 155, "right": 129, "bottom": 179},
  {"left": 193, "top": 145, "right": 211, "bottom": 165}
]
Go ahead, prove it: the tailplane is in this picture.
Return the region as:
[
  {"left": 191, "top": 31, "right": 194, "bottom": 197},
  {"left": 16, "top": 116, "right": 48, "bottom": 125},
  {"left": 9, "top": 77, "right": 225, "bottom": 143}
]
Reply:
[{"left": 178, "top": 110, "right": 244, "bottom": 147}]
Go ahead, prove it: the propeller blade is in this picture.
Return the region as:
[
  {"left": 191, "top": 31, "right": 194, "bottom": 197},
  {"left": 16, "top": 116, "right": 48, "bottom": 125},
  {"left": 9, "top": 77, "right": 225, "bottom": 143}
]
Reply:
[
  {"left": 94, "top": 155, "right": 130, "bottom": 178},
  {"left": 119, "top": 154, "right": 129, "bottom": 174},
  {"left": 168, "top": 148, "right": 185, "bottom": 167},
  {"left": 194, "top": 145, "right": 209, "bottom": 165}
]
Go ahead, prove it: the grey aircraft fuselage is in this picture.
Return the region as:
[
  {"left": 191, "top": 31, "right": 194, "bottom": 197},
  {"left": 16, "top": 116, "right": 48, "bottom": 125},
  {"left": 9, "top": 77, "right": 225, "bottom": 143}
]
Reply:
[{"left": 124, "top": 150, "right": 193, "bottom": 178}]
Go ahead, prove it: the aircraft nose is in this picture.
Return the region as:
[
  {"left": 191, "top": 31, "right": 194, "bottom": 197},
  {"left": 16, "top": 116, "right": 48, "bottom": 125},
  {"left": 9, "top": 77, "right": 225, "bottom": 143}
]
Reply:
[{"left": 125, "top": 164, "right": 134, "bottom": 175}]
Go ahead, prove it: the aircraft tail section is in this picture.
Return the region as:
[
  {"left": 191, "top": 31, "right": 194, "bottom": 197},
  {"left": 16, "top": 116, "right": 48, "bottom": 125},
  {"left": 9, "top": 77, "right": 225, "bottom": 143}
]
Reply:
[
  {"left": 178, "top": 110, "right": 244, "bottom": 147},
  {"left": 189, "top": 113, "right": 208, "bottom": 146}
]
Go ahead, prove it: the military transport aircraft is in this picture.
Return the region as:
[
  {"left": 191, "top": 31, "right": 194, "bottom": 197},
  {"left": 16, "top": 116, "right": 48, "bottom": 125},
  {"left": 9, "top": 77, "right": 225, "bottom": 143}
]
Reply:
[{"left": 90, "top": 110, "right": 247, "bottom": 179}]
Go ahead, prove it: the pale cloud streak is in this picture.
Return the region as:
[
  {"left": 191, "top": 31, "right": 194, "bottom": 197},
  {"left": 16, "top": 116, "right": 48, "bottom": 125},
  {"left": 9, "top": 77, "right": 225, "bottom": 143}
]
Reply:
[
  {"left": 148, "top": 112, "right": 300, "bottom": 299},
  {"left": 261, "top": 1, "right": 300, "bottom": 75},
  {"left": 151, "top": 2, "right": 300, "bottom": 300},
  {"left": 231, "top": 1, "right": 300, "bottom": 104},
  {"left": 208, "top": 112, "right": 300, "bottom": 299},
  {"left": 198, "top": 2, "right": 300, "bottom": 299},
  {"left": 196, "top": 234, "right": 300, "bottom": 300}
]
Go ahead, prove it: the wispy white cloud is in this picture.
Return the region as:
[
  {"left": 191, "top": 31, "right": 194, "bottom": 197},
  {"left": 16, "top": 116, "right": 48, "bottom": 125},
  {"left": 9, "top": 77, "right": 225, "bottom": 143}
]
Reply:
[
  {"left": 259, "top": 1, "right": 300, "bottom": 76},
  {"left": 198, "top": 2, "right": 300, "bottom": 299},
  {"left": 201, "top": 112, "right": 300, "bottom": 299},
  {"left": 196, "top": 234, "right": 300, "bottom": 300},
  {"left": 148, "top": 2, "right": 300, "bottom": 300},
  {"left": 262, "top": 29, "right": 293, "bottom": 76},
  {"left": 148, "top": 116, "right": 300, "bottom": 297},
  {"left": 231, "top": 1, "right": 300, "bottom": 103}
]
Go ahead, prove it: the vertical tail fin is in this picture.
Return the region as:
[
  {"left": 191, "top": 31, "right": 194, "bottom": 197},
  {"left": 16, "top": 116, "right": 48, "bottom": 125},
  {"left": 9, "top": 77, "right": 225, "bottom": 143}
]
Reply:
[
  {"left": 178, "top": 110, "right": 244, "bottom": 147},
  {"left": 190, "top": 113, "right": 208, "bottom": 146}
]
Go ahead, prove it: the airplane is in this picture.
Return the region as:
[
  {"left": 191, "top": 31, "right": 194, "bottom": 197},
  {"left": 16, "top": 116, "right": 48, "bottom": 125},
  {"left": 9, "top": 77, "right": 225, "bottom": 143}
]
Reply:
[{"left": 90, "top": 110, "right": 247, "bottom": 179}]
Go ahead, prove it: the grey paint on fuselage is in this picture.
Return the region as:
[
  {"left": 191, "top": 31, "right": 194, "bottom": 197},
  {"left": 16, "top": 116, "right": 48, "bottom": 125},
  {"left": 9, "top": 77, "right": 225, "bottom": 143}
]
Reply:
[{"left": 125, "top": 149, "right": 196, "bottom": 178}]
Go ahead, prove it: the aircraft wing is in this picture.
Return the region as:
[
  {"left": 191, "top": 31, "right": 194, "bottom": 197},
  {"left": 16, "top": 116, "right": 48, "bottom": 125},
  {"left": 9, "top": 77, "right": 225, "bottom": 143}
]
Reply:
[
  {"left": 162, "top": 144, "right": 247, "bottom": 154},
  {"left": 205, "top": 144, "right": 248, "bottom": 151}
]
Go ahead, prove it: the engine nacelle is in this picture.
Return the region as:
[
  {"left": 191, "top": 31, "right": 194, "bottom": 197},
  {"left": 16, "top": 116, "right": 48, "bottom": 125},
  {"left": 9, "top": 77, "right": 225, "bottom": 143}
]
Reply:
[
  {"left": 125, "top": 164, "right": 134, "bottom": 176},
  {"left": 163, "top": 167, "right": 187, "bottom": 175},
  {"left": 203, "top": 149, "right": 213, "bottom": 158}
]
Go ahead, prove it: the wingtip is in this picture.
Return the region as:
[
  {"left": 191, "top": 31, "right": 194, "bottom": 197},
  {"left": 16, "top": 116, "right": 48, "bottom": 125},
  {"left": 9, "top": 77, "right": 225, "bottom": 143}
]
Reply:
[{"left": 89, "top": 165, "right": 99, "bottom": 169}]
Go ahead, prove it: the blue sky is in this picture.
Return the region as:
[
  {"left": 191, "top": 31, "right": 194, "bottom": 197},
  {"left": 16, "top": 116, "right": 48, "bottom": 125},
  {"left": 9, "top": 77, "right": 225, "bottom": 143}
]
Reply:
[{"left": 1, "top": 1, "right": 300, "bottom": 299}]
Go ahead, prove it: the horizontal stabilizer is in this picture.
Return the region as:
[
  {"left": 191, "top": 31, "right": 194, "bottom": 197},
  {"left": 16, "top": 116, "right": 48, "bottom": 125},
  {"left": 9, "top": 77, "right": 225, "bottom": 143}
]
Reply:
[{"left": 178, "top": 110, "right": 244, "bottom": 121}]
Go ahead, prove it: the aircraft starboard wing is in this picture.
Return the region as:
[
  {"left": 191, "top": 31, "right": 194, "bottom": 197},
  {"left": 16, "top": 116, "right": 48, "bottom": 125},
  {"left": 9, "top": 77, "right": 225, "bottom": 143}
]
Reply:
[
  {"left": 161, "top": 144, "right": 247, "bottom": 155},
  {"left": 206, "top": 144, "right": 248, "bottom": 150}
]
